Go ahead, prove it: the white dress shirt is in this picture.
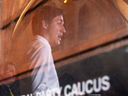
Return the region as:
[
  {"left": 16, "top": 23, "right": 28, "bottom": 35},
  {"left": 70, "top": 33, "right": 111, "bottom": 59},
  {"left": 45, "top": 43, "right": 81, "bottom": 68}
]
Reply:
[{"left": 27, "top": 35, "right": 59, "bottom": 95}]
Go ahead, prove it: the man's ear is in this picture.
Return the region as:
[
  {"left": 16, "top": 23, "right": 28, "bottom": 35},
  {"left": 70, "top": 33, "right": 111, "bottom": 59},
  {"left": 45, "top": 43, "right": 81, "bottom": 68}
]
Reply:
[{"left": 42, "top": 20, "right": 48, "bottom": 29}]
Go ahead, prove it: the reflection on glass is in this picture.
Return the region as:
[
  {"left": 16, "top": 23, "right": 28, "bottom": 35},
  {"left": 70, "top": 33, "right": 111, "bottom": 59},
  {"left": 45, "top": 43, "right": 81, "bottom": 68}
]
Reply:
[
  {"left": 0, "top": 62, "right": 20, "bottom": 96},
  {"left": 20, "top": 6, "right": 66, "bottom": 96}
]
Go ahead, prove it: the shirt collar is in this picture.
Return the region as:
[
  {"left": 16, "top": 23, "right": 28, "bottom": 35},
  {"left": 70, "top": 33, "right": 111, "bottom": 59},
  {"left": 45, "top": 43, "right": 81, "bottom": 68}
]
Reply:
[{"left": 34, "top": 35, "right": 51, "bottom": 49}]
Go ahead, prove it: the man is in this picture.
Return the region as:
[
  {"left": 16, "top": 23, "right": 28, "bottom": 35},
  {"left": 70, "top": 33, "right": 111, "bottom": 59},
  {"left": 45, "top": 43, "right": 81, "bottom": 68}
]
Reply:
[
  {"left": 0, "top": 62, "right": 20, "bottom": 96},
  {"left": 22, "top": 6, "right": 66, "bottom": 96}
]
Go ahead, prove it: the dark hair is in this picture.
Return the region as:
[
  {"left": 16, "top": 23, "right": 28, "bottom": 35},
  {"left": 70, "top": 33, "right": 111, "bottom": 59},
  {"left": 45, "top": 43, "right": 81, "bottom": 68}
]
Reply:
[{"left": 32, "top": 6, "right": 66, "bottom": 35}]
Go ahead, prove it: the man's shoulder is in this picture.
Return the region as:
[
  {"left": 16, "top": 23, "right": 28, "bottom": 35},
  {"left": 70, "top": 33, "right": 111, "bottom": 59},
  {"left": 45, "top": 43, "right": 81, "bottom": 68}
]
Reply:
[
  {"left": 31, "top": 36, "right": 51, "bottom": 51},
  {"left": 0, "top": 84, "right": 8, "bottom": 90},
  {"left": 27, "top": 38, "right": 51, "bottom": 58},
  {"left": 32, "top": 39, "right": 50, "bottom": 52}
]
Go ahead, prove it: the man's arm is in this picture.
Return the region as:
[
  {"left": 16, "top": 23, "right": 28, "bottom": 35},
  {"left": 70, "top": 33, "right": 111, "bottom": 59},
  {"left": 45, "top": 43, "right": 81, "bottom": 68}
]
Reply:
[{"left": 28, "top": 43, "right": 53, "bottom": 95}]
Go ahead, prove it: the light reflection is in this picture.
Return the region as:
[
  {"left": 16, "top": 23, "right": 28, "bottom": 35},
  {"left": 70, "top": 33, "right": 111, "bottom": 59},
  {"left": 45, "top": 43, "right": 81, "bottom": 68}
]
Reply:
[{"left": 64, "top": 0, "right": 67, "bottom": 3}]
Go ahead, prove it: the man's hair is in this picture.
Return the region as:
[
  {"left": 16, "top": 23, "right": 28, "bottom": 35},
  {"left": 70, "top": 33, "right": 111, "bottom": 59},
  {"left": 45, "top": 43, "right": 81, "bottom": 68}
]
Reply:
[{"left": 32, "top": 6, "right": 66, "bottom": 35}]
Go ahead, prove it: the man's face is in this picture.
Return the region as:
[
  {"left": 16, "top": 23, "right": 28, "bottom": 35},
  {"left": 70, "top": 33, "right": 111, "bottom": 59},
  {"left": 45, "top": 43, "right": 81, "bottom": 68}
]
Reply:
[
  {"left": 47, "top": 15, "right": 66, "bottom": 46},
  {"left": 3, "top": 64, "right": 16, "bottom": 83}
]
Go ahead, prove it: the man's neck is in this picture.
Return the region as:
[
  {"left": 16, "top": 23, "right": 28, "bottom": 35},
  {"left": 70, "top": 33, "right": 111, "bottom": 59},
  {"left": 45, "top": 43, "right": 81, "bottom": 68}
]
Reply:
[{"left": 37, "top": 32, "right": 51, "bottom": 46}]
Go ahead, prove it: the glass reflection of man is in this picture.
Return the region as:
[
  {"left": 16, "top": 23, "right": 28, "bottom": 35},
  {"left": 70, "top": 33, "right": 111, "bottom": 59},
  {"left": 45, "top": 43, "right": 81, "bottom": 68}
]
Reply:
[
  {"left": 0, "top": 62, "right": 20, "bottom": 96},
  {"left": 25, "top": 6, "right": 66, "bottom": 96}
]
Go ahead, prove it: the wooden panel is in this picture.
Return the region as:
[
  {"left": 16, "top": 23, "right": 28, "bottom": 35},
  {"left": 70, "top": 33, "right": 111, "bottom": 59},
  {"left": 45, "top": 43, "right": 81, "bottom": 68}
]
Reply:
[
  {"left": 53, "top": 26, "right": 128, "bottom": 61},
  {"left": 0, "top": 0, "right": 42, "bottom": 27},
  {"left": 55, "top": 37, "right": 128, "bottom": 68},
  {"left": 116, "top": 0, "right": 128, "bottom": 20}
]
